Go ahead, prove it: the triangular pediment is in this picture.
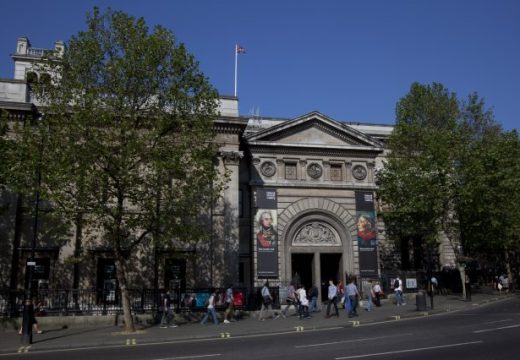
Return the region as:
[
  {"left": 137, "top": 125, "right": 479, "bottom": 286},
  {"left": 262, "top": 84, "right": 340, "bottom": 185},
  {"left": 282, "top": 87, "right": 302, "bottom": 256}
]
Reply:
[{"left": 245, "top": 111, "right": 383, "bottom": 149}]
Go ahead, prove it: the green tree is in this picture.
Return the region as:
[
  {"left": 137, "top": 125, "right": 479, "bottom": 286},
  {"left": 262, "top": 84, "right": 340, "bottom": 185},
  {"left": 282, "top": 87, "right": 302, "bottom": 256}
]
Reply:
[
  {"left": 458, "top": 127, "right": 520, "bottom": 288},
  {"left": 377, "top": 82, "right": 468, "bottom": 296},
  {"left": 13, "top": 8, "right": 224, "bottom": 332},
  {"left": 378, "top": 82, "right": 519, "bottom": 295}
]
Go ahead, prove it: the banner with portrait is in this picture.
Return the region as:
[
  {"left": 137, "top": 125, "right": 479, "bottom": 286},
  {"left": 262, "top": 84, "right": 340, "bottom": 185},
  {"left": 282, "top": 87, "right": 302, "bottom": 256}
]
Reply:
[
  {"left": 355, "top": 191, "right": 378, "bottom": 278},
  {"left": 254, "top": 188, "right": 278, "bottom": 278}
]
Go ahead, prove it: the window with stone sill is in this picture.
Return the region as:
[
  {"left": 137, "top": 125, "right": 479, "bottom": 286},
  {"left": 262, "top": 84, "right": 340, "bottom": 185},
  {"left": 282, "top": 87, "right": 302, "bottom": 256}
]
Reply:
[
  {"left": 330, "top": 164, "right": 343, "bottom": 181},
  {"left": 285, "top": 163, "right": 297, "bottom": 180}
]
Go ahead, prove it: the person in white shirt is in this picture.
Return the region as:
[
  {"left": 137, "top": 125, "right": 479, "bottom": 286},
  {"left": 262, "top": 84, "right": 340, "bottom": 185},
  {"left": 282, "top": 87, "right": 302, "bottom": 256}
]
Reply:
[
  {"left": 296, "top": 285, "right": 310, "bottom": 319},
  {"left": 200, "top": 289, "right": 219, "bottom": 325},
  {"left": 394, "top": 276, "right": 405, "bottom": 306},
  {"left": 326, "top": 280, "right": 339, "bottom": 318}
]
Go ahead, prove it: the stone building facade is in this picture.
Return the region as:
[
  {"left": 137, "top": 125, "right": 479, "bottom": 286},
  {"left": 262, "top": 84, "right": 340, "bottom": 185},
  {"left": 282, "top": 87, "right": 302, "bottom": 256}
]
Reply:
[{"left": 1, "top": 37, "right": 409, "bottom": 300}]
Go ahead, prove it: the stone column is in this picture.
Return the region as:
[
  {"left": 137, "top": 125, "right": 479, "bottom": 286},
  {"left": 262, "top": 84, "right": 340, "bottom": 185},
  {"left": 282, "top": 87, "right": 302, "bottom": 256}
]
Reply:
[
  {"left": 217, "top": 150, "right": 243, "bottom": 287},
  {"left": 313, "top": 252, "right": 322, "bottom": 302}
]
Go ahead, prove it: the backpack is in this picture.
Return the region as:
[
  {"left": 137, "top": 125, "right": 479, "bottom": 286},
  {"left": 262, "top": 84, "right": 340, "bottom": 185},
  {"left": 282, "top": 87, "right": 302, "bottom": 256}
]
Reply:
[{"left": 394, "top": 279, "right": 400, "bottom": 289}]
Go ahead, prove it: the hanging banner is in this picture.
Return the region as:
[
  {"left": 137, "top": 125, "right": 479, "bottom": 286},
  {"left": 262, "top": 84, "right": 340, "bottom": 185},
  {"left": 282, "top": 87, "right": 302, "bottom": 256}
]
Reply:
[
  {"left": 355, "top": 191, "right": 378, "bottom": 278},
  {"left": 255, "top": 188, "right": 278, "bottom": 278}
]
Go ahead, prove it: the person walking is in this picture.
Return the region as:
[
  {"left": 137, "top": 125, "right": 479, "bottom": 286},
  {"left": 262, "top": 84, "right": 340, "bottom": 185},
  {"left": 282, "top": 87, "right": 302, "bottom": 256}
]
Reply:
[
  {"left": 18, "top": 298, "right": 43, "bottom": 335},
  {"left": 200, "top": 289, "right": 219, "bottom": 325},
  {"left": 363, "top": 280, "right": 375, "bottom": 311},
  {"left": 281, "top": 282, "right": 298, "bottom": 317},
  {"left": 337, "top": 280, "right": 345, "bottom": 307},
  {"left": 394, "top": 276, "right": 405, "bottom": 306},
  {"left": 346, "top": 278, "right": 360, "bottom": 318},
  {"left": 296, "top": 284, "right": 310, "bottom": 319},
  {"left": 308, "top": 284, "right": 320, "bottom": 313},
  {"left": 373, "top": 281, "right": 382, "bottom": 307},
  {"left": 259, "top": 281, "right": 279, "bottom": 320},
  {"left": 160, "top": 290, "right": 178, "bottom": 328},
  {"left": 326, "top": 280, "right": 339, "bottom": 318},
  {"left": 223, "top": 285, "right": 234, "bottom": 324}
]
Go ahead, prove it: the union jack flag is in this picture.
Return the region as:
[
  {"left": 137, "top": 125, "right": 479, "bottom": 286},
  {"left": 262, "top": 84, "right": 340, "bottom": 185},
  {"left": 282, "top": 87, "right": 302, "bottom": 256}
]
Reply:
[{"left": 236, "top": 44, "right": 246, "bottom": 54}]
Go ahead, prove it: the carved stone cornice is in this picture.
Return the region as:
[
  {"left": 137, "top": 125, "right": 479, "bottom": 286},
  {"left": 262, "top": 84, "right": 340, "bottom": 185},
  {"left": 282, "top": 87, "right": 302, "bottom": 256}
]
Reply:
[
  {"left": 248, "top": 146, "right": 383, "bottom": 157},
  {"left": 220, "top": 150, "right": 244, "bottom": 165}
]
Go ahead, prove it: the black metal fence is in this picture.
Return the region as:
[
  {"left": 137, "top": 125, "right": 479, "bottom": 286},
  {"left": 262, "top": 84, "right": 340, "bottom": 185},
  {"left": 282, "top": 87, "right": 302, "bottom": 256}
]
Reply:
[{"left": 0, "top": 287, "right": 281, "bottom": 318}]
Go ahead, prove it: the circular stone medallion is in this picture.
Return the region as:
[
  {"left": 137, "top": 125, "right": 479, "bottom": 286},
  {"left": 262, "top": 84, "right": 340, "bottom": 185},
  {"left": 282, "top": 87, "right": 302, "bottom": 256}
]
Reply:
[
  {"left": 307, "top": 163, "right": 323, "bottom": 179},
  {"left": 261, "top": 161, "right": 276, "bottom": 177}
]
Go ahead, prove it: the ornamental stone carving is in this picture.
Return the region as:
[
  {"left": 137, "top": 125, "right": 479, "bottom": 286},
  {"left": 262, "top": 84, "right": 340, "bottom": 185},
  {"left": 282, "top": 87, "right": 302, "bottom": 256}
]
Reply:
[
  {"left": 292, "top": 222, "right": 341, "bottom": 246},
  {"left": 307, "top": 163, "right": 323, "bottom": 179},
  {"left": 220, "top": 150, "right": 244, "bottom": 165},
  {"left": 260, "top": 161, "right": 276, "bottom": 177},
  {"left": 352, "top": 165, "right": 367, "bottom": 180}
]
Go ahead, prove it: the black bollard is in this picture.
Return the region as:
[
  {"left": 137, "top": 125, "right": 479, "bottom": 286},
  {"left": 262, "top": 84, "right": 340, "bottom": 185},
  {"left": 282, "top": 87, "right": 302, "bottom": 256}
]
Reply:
[{"left": 21, "top": 299, "right": 33, "bottom": 345}]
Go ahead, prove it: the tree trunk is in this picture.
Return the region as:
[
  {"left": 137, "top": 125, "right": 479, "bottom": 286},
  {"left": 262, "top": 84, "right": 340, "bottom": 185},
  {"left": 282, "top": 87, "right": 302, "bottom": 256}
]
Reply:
[{"left": 115, "top": 256, "right": 135, "bottom": 333}]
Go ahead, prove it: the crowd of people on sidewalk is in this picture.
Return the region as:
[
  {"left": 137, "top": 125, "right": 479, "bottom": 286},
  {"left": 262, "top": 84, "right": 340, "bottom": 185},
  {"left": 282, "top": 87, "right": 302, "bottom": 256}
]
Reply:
[{"left": 155, "top": 277, "right": 401, "bottom": 328}]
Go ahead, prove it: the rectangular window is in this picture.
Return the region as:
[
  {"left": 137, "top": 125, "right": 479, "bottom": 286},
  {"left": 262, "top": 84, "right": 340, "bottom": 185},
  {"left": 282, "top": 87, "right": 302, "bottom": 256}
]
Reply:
[
  {"left": 330, "top": 164, "right": 343, "bottom": 181},
  {"left": 285, "top": 163, "right": 297, "bottom": 180}
]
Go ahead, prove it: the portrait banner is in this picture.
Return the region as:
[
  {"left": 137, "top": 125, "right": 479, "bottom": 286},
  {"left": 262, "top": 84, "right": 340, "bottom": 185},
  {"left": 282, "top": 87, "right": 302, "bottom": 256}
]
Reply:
[
  {"left": 255, "top": 209, "right": 279, "bottom": 278},
  {"left": 355, "top": 191, "right": 378, "bottom": 278}
]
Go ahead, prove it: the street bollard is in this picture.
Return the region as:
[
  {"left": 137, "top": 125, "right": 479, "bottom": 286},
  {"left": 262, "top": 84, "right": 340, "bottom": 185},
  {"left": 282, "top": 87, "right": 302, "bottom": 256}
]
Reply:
[{"left": 416, "top": 292, "right": 427, "bottom": 311}]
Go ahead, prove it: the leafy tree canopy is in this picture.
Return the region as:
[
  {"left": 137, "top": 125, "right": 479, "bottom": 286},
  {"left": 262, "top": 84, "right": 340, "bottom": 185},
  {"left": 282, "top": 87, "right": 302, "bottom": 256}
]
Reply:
[{"left": 8, "top": 7, "right": 224, "bottom": 331}]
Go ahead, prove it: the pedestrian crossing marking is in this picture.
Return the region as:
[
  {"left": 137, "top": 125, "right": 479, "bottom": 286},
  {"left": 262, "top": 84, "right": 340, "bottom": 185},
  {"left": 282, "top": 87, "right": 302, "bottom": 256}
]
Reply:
[
  {"left": 220, "top": 332, "right": 231, "bottom": 338},
  {"left": 17, "top": 346, "right": 31, "bottom": 353},
  {"left": 392, "top": 315, "right": 400, "bottom": 320},
  {"left": 125, "top": 338, "right": 137, "bottom": 345},
  {"left": 294, "top": 326, "right": 304, "bottom": 332}
]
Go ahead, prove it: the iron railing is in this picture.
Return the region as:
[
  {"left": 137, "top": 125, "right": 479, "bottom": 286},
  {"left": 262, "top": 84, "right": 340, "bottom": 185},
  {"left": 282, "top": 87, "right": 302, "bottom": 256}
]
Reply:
[{"left": 0, "top": 287, "right": 280, "bottom": 318}]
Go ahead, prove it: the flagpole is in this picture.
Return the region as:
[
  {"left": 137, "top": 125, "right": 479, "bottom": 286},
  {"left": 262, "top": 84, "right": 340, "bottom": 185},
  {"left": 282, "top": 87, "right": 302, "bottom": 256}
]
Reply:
[{"left": 234, "top": 44, "right": 238, "bottom": 97}]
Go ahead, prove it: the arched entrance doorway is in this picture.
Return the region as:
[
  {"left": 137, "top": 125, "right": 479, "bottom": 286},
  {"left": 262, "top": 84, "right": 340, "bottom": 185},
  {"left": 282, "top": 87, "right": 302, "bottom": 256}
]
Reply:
[{"left": 281, "top": 206, "right": 355, "bottom": 300}]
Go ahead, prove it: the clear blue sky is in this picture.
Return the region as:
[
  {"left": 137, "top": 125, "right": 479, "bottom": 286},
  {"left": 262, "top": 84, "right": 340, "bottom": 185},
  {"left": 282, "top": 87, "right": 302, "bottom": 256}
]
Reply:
[{"left": 1, "top": 0, "right": 518, "bottom": 130}]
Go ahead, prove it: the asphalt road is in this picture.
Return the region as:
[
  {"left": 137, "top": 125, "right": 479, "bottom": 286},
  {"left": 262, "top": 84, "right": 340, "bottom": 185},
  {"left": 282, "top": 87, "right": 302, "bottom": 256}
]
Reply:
[{"left": 3, "top": 298, "right": 519, "bottom": 360}]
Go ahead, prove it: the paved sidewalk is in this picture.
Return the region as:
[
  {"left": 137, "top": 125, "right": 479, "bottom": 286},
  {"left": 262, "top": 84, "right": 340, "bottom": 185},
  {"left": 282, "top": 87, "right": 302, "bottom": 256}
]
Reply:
[{"left": 1, "top": 292, "right": 516, "bottom": 355}]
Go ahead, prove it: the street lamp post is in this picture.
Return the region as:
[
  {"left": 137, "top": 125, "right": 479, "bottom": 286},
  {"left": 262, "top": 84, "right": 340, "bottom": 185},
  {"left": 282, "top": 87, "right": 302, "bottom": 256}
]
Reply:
[
  {"left": 21, "top": 117, "right": 43, "bottom": 345},
  {"left": 426, "top": 246, "right": 434, "bottom": 310}
]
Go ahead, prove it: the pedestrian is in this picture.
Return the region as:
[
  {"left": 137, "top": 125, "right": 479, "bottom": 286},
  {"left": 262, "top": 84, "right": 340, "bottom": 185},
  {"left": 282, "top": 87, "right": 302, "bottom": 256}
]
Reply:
[
  {"left": 18, "top": 298, "right": 43, "bottom": 335},
  {"left": 259, "top": 281, "right": 279, "bottom": 320},
  {"left": 200, "top": 288, "right": 219, "bottom": 325},
  {"left": 394, "top": 276, "right": 405, "bottom": 306},
  {"left": 160, "top": 290, "right": 178, "bottom": 328},
  {"left": 281, "top": 282, "right": 298, "bottom": 317},
  {"left": 373, "top": 281, "right": 382, "bottom": 307},
  {"left": 223, "top": 285, "right": 234, "bottom": 324},
  {"left": 296, "top": 284, "right": 310, "bottom": 319},
  {"left": 431, "top": 276, "right": 438, "bottom": 295},
  {"left": 345, "top": 278, "right": 360, "bottom": 318},
  {"left": 326, "top": 280, "right": 339, "bottom": 318},
  {"left": 337, "top": 279, "right": 345, "bottom": 307},
  {"left": 363, "top": 280, "right": 375, "bottom": 311},
  {"left": 308, "top": 284, "right": 320, "bottom": 313}
]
